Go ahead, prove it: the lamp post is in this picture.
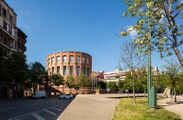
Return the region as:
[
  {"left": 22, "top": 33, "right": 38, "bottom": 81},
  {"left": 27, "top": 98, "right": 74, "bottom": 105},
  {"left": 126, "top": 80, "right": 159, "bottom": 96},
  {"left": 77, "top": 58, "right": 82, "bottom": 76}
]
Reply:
[{"left": 147, "top": 1, "right": 157, "bottom": 108}]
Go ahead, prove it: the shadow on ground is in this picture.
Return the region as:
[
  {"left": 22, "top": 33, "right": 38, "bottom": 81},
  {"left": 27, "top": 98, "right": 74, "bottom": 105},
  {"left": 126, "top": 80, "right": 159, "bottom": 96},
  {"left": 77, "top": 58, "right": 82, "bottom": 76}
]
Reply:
[
  {"left": 0, "top": 96, "right": 75, "bottom": 120},
  {"left": 106, "top": 95, "right": 146, "bottom": 99}
]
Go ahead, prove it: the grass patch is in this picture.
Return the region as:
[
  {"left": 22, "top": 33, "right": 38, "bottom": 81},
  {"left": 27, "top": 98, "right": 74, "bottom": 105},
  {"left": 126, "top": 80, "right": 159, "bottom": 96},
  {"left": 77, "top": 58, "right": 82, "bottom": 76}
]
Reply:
[{"left": 113, "top": 98, "right": 180, "bottom": 120}]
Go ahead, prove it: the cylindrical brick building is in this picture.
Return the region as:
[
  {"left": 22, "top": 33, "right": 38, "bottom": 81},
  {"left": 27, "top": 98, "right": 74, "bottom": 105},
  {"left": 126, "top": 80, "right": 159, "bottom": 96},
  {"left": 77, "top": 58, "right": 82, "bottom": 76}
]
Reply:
[{"left": 46, "top": 51, "right": 92, "bottom": 77}]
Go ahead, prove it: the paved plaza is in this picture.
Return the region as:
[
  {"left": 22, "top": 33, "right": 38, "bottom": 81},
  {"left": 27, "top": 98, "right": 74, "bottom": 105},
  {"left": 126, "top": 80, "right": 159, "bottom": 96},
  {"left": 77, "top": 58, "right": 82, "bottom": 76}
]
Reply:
[{"left": 58, "top": 94, "right": 124, "bottom": 120}]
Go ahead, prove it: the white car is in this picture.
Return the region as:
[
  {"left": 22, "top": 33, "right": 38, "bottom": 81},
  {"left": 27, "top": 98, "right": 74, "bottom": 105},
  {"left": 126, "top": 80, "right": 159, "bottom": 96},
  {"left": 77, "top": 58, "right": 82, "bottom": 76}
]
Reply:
[
  {"left": 30, "top": 91, "right": 47, "bottom": 99},
  {"left": 58, "top": 94, "right": 74, "bottom": 99}
]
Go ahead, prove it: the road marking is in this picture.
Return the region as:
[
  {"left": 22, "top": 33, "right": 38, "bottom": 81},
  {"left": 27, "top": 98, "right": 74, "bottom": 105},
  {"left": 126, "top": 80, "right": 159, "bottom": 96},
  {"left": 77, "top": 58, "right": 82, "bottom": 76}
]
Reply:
[
  {"left": 43, "top": 109, "right": 57, "bottom": 116},
  {"left": 50, "top": 107, "right": 63, "bottom": 112},
  {"left": 8, "top": 105, "right": 62, "bottom": 120},
  {"left": 32, "top": 113, "right": 45, "bottom": 120}
]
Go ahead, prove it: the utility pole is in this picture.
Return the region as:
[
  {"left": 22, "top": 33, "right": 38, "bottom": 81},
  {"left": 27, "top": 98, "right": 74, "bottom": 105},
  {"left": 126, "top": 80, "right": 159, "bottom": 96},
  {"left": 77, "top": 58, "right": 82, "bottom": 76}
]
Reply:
[{"left": 147, "top": 1, "right": 157, "bottom": 108}]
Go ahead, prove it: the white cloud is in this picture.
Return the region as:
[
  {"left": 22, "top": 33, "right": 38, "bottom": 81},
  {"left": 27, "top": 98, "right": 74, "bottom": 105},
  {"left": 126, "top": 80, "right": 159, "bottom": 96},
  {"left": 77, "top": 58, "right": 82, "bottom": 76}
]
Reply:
[{"left": 127, "top": 26, "right": 137, "bottom": 38}]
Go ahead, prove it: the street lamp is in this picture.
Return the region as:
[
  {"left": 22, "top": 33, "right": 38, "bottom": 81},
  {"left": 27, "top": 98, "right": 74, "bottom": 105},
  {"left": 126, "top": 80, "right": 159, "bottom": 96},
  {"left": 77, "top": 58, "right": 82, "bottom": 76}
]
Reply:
[{"left": 147, "top": 1, "right": 157, "bottom": 108}]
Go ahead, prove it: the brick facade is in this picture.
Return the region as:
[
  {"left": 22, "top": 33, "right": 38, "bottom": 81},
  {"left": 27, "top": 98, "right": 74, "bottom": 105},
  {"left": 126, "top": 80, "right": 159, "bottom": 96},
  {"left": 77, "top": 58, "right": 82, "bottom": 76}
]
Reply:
[{"left": 46, "top": 51, "right": 92, "bottom": 77}]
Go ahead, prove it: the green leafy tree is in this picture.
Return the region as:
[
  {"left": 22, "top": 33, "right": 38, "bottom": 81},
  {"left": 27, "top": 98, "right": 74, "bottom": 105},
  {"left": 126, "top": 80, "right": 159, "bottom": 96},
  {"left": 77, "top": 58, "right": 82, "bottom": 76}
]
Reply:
[
  {"left": 65, "top": 75, "right": 75, "bottom": 93},
  {"left": 120, "top": 41, "right": 147, "bottom": 103},
  {"left": 51, "top": 74, "right": 64, "bottom": 91},
  {"left": 107, "top": 82, "right": 118, "bottom": 91},
  {"left": 121, "top": 0, "right": 183, "bottom": 67},
  {"left": 29, "top": 62, "right": 46, "bottom": 93},
  {"left": 176, "top": 72, "right": 183, "bottom": 95},
  {"left": 163, "top": 60, "right": 182, "bottom": 102},
  {"left": 136, "top": 67, "right": 147, "bottom": 94},
  {"left": 97, "top": 81, "right": 106, "bottom": 89},
  {"left": 8, "top": 53, "right": 28, "bottom": 83},
  {"left": 153, "top": 73, "right": 167, "bottom": 93},
  {"left": 79, "top": 73, "right": 91, "bottom": 87},
  {"left": 118, "top": 80, "right": 124, "bottom": 91},
  {"left": 0, "top": 57, "right": 11, "bottom": 82},
  {"left": 78, "top": 73, "right": 91, "bottom": 93}
]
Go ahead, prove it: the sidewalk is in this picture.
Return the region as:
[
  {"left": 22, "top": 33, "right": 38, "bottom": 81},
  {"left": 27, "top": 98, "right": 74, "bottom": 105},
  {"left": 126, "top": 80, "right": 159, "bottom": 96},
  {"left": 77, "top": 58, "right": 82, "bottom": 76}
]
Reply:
[
  {"left": 57, "top": 94, "right": 121, "bottom": 120},
  {"left": 158, "top": 96, "right": 183, "bottom": 119}
]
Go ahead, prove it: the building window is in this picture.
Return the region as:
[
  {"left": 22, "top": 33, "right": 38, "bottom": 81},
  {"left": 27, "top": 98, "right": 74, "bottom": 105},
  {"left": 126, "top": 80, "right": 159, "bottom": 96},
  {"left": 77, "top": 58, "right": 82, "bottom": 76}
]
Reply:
[
  {"left": 87, "top": 68, "right": 90, "bottom": 76},
  {"left": 82, "top": 57, "right": 86, "bottom": 64},
  {"left": 52, "top": 67, "right": 54, "bottom": 74},
  {"left": 83, "top": 67, "right": 86, "bottom": 75},
  {"left": 76, "top": 66, "right": 80, "bottom": 75},
  {"left": 69, "top": 55, "right": 74, "bottom": 62},
  {"left": 56, "top": 56, "right": 61, "bottom": 63},
  {"left": 2, "top": 8, "right": 6, "bottom": 18},
  {"left": 57, "top": 66, "right": 60, "bottom": 74},
  {"left": 12, "top": 27, "right": 15, "bottom": 36},
  {"left": 51, "top": 57, "right": 55, "bottom": 64},
  {"left": 3, "top": 21, "right": 7, "bottom": 31},
  {"left": 63, "top": 66, "right": 67, "bottom": 75},
  {"left": 70, "top": 66, "right": 73, "bottom": 75},
  {"left": 87, "top": 58, "right": 89, "bottom": 64},
  {"left": 10, "top": 15, "right": 13, "bottom": 24},
  {"left": 76, "top": 55, "right": 80, "bottom": 63},
  {"left": 3, "top": 38, "right": 7, "bottom": 45},
  {"left": 62, "top": 55, "right": 67, "bottom": 62},
  {"left": 9, "top": 25, "right": 12, "bottom": 34},
  {"left": 48, "top": 58, "right": 50, "bottom": 65}
]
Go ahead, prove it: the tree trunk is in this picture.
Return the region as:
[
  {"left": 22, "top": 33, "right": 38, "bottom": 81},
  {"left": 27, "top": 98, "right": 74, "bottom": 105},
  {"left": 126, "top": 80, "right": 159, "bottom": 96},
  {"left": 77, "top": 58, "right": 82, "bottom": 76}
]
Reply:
[
  {"left": 132, "top": 79, "right": 136, "bottom": 104},
  {"left": 144, "top": 87, "right": 146, "bottom": 97},
  {"left": 174, "top": 87, "right": 177, "bottom": 103},
  {"left": 173, "top": 45, "right": 183, "bottom": 68},
  {"left": 173, "top": 80, "right": 177, "bottom": 103}
]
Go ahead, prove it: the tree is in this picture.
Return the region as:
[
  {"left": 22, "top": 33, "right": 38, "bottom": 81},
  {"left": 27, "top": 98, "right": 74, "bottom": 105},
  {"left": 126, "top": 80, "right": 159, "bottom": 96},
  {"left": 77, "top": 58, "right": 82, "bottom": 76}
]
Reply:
[
  {"left": 78, "top": 73, "right": 91, "bottom": 93},
  {"left": 74, "top": 76, "right": 80, "bottom": 89},
  {"left": 8, "top": 53, "right": 28, "bottom": 83},
  {"left": 0, "top": 57, "right": 11, "bottom": 82},
  {"left": 121, "top": 1, "right": 183, "bottom": 67},
  {"left": 118, "top": 80, "right": 124, "bottom": 91},
  {"left": 65, "top": 75, "right": 75, "bottom": 93},
  {"left": 51, "top": 74, "right": 64, "bottom": 91},
  {"left": 97, "top": 81, "right": 106, "bottom": 89},
  {"left": 136, "top": 67, "right": 147, "bottom": 95},
  {"left": 106, "top": 82, "right": 118, "bottom": 91},
  {"left": 79, "top": 73, "right": 91, "bottom": 88},
  {"left": 29, "top": 62, "right": 46, "bottom": 93},
  {"left": 120, "top": 41, "right": 147, "bottom": 104},
  {"left": 163, "top": 60, "right": 182, "bottom": 102}
]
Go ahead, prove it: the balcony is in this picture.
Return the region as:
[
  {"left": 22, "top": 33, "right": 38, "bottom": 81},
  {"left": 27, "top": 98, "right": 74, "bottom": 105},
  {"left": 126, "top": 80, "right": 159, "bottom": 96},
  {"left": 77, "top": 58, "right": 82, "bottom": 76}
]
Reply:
[{"left": 0, "top": 23, "right": 17, "bottom": 40}]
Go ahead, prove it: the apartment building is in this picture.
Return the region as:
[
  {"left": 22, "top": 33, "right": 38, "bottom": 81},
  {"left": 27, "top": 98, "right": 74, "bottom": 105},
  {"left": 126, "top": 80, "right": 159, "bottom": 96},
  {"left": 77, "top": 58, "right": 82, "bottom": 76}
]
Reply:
[
  {"left": 0, "top": 0, "right": 27, "bottom": 98},
  {"left": 0, "top": 0, "right": 18, "bottom": 58}
]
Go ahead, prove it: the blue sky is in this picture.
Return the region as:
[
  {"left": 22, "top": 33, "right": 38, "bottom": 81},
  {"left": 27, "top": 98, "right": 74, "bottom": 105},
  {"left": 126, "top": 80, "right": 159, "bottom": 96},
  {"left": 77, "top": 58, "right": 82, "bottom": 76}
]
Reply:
[{"left": 6, "top": 0, "right": 177, "bottom": 71}]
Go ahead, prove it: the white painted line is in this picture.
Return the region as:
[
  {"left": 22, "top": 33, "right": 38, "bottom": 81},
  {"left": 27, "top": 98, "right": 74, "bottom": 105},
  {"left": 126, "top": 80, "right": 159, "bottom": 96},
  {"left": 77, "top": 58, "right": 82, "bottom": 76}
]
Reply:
[
  {"left": 8, "top": 118, "right": 19, "bottom": 120},
  {"left": 32, "top": 113, "right": 45, "bottom": 120},
  {"left": 43, "top": 109, "right": 57, "bottom": 116},
  {"left": 8, "top": 113, "right": 32, "bottom": 120},
  {"left": 50, "top": 107, "right": 63, "bottom": 112}
]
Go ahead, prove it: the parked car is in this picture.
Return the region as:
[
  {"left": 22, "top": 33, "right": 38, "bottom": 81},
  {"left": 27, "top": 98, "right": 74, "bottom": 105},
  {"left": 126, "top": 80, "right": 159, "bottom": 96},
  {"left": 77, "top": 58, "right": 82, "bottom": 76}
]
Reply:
[
  {"left": 30, "top": 91, "right": 47, "bottom": 99},
  {"left": 58, "top": 94, "right": 74, "bottom": 99}
]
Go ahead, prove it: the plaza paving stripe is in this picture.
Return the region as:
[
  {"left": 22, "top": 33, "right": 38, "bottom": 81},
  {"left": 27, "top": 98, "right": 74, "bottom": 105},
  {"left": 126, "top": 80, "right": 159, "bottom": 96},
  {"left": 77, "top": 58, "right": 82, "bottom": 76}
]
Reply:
[
  {"left": 50, "top": 107, "right": 63, "bottom": 112},
  {"left": 42, "top": 109, "right": 57, "bottom": 116},
  {"left": 32, "top": 113, "right": 45, "bottom": 120}
]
